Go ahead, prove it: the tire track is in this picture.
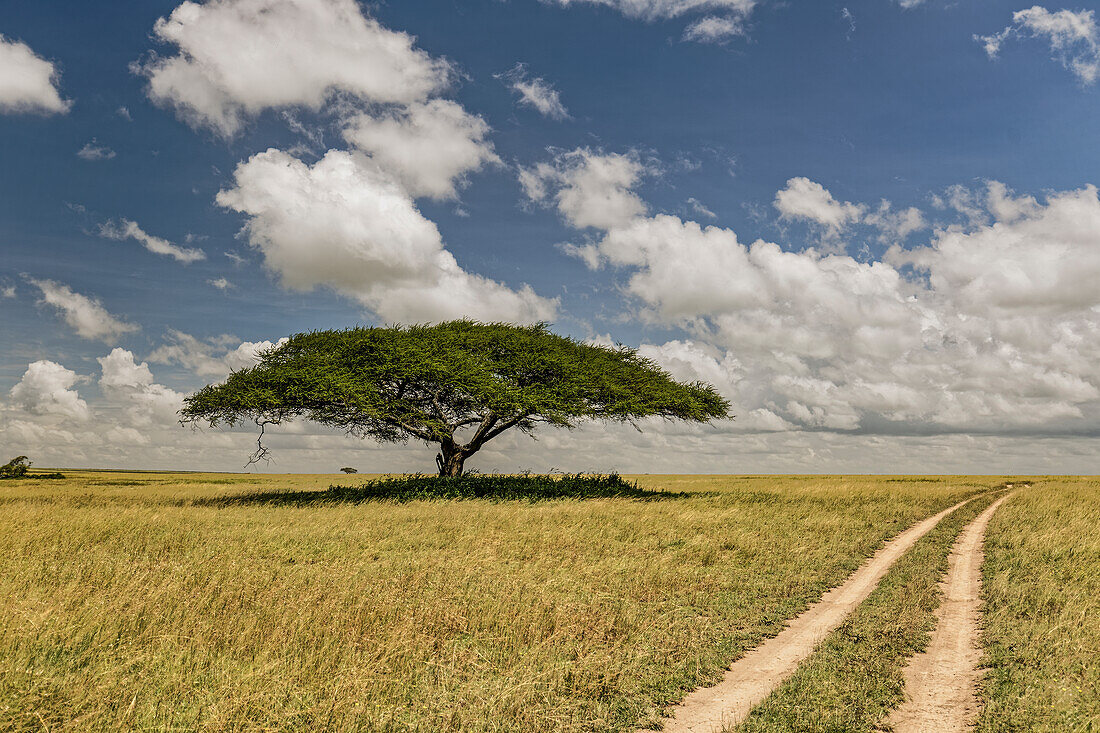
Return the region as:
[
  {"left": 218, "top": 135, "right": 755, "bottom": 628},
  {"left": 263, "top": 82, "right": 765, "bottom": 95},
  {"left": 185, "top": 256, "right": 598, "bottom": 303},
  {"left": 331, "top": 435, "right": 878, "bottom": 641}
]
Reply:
[
  {"left": 887, "top": 492, "right": 1013, "bottom": 733},
  {"left": 646, "top": 498, "right": 974, "bottom": 733}
]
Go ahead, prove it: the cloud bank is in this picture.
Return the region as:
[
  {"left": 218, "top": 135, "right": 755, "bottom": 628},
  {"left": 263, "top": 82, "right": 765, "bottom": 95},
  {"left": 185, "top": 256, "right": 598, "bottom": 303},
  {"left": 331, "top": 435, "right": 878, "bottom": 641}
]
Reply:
[{"left": 531, "top": 150, "right": 1100, "bottom": 439}]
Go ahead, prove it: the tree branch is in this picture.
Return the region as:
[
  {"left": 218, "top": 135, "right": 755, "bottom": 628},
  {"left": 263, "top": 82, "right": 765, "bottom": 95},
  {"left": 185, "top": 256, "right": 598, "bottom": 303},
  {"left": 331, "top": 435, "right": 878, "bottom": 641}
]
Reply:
[
  {"left": 454, "top": 417, "right": 483, "bottom": 429},
  {"left": 385, "top": 417, "right": 436, "bottom": 443},
  {"left": 245, "top": 418, "right": 277, "bottom": 467},
  {"left": 467, "top": 412, "right": 499, "bottom": 449},
  {"left": 429, "top": 389, "right": 451, "bottom": 426},
  {"left": 481, "top": 413, "right": 530, "bottom": 443}
]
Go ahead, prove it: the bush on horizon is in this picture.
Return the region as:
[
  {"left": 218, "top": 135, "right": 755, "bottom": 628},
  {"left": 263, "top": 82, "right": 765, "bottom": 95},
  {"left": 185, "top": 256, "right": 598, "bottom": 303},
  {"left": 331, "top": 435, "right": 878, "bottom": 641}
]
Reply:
[{"left": 0, "top": 456, "right": 65, "bottom": 480}]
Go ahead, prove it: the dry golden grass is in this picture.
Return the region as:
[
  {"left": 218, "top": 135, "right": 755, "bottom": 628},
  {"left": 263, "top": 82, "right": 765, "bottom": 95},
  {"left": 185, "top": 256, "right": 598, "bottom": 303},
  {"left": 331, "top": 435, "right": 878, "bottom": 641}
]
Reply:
[
  {"left": 732, "top": 491, "right": 999, "bottom": 732},
  {"left": 0, "top": 472, "right": 991, "bottom": 732},
  {"left": 979, "top": 478, "right": 1100, "bottom": 731}
]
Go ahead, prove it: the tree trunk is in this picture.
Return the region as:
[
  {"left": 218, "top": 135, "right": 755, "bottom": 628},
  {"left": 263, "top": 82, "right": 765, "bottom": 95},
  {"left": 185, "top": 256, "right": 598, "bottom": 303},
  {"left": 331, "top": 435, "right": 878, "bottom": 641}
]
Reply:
[
  {"left": 437, "top": 444, "right": 467, "bottom": 477},
  {"left": 440, "top": 455, "right": 465, "bottom": 477}
]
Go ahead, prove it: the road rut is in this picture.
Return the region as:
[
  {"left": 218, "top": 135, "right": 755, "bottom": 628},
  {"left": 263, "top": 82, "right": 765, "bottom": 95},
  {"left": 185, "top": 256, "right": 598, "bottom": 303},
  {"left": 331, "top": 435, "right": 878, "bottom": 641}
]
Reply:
[
  {"left": 648, "top": 498, "right": 973, "bottom": 733},
  {"left": 887, "top": 492, "right": 1012, "bottom": 733}
]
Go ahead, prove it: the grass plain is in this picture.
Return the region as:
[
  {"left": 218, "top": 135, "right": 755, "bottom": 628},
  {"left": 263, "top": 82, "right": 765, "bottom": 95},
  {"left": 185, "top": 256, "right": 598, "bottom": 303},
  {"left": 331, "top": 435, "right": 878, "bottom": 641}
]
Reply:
[
  {"left": 978, "top": 479, "right": 1100, "bottom": 732},
  {"left": 733, "top": 490, "right": 998, "bottom": 732},
  {"left": 0, "top": 472, "right": 1022, "bottom": 731}
]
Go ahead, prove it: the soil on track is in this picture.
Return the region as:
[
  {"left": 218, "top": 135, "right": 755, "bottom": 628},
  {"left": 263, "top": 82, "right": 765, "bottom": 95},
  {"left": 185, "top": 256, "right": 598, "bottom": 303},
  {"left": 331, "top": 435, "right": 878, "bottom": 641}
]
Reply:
[
  {"left": 887, "top": 492, "right": 1012, "bottom": 733},
  {"left": 649, "top": 498, "right": 973, "bottom": 733}
]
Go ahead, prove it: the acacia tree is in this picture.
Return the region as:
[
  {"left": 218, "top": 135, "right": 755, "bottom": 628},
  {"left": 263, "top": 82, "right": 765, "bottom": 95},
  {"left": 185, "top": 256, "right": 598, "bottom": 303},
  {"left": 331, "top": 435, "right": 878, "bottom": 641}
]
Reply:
[
  {"left": 181, "top": 321, "right": 730, "bottom": 476},
  {"left": 0, "top": 456, "right": 30, "bottom": 479}
]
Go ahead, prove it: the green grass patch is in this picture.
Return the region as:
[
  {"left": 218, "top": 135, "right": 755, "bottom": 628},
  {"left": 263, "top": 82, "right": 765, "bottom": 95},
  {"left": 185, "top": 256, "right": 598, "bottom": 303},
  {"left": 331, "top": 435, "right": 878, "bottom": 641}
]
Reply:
[
  {"left": 204, "top": 472, "right": 683, "bottom": 506},
  {"left": 732, "top": 492, "right": 1000, "bottom": 732},
  {"left": 978, "top": 480, "right": 1100, "bottom": 732}
]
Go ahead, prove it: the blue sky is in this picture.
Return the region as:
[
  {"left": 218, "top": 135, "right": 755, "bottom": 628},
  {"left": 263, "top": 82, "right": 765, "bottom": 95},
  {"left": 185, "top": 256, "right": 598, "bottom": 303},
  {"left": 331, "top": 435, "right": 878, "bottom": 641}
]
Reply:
[{"left": 2, "top": 0, "right": 1099, "bottom": 473}]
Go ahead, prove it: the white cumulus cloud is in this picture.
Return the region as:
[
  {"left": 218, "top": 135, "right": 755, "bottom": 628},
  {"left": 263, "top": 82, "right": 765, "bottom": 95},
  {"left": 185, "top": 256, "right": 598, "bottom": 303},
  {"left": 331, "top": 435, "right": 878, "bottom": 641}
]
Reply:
[
  {"left": 28, "top": 278, "right": 139, "bottom": 342},
  {"left": 217, "top": 148, "right": 556, "bottom": 323},
  {"left": 341, "top": 99, "right": 499, "bottom": 200},
  {"left": 137, "top": 0, "right": 526, "bottom": 326},
  {"left": 0, "top": 35, "right": 69, "bottom": 114},
  {"left": 148, "top": 330, "right": 289, "bottom": 378},
  {"left": 686, "top": 197, "right": 717, "bottom": 219},
  {"left": 135, "top": 0, "right": 452, "bottom": 135},
  {"left": 892, "top": 183, "right": 1100, "bottom": 313},
  {"left": 774, "top": 177, "right": 926, "bottom": 242},
  {"left": 774, "top": 176, "right": 865, "bottom": 234},
  {"left": 97, "top": 348, "right": 185, "bottom": 427},
  {"left": 521, "top": 148, "right": 650, "bottom": 231},
  {"left": 864, "top": 201, "right": 927, "bottom": 242},
  {"left": 98, "top": 347, "right": 155, "bottom": 389},
  {"left": 9, "top": 361, "right": 89, "bottom": 420}
]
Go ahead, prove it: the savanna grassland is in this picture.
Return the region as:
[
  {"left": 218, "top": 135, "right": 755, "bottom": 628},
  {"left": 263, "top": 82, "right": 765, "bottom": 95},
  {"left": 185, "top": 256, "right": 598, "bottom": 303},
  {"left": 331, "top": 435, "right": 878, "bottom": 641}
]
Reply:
[
  {"left": 0, "top": 472, "right": 1072, "bottom": 732},
  {"left": 979, "top": 478, "right": 1100, "bottom": 732},
  {"left": 734, "top": 491, "right": 999, "bottom": 733}
]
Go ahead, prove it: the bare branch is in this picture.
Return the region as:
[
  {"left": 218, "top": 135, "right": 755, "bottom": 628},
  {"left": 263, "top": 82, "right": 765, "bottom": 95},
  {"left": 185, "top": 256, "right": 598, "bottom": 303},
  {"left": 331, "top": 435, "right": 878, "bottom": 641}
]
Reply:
[{"left": 245, "top": 418, "right": 277, "bottom": 467}]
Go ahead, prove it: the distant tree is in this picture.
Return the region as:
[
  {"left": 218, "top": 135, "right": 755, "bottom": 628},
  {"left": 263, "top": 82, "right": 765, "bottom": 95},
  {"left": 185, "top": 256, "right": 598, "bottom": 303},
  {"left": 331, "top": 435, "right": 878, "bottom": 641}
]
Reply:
[
  {"left": 340, "top": 467, "right": 358, "bottom": 474},
  {"left": 182, "top": 321, "right": 730, "bottom": 477},
  {"left": 0, "top": 456, "right": 31, "bottom": 479}
]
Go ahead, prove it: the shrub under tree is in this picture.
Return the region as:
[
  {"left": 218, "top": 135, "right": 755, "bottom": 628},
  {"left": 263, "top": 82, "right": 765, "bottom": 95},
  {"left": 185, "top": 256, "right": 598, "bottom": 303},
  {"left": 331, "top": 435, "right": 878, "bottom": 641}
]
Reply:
[{"left": 182, "top": 320, "right": 730, "bottom": 476}]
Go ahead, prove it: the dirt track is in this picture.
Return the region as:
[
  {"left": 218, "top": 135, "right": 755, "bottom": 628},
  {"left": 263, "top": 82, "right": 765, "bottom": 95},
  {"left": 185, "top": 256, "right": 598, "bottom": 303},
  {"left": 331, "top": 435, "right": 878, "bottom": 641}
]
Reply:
[
  {"left": 887, "top": 492, "right": 1012, "bottom": 732},
  {"left": 649, "top": 498, "right": 972, "bottom": 733}
]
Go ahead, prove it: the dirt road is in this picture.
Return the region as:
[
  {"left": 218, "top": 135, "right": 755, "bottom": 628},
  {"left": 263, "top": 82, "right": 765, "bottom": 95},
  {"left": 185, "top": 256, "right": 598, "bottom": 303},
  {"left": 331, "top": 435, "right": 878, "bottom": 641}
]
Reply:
[
  {"left": 649, "top": 498, "right": 973, "bottom": 733},
  {"left": 887, "top": 492, "right": 1012, "bottom": 733}
]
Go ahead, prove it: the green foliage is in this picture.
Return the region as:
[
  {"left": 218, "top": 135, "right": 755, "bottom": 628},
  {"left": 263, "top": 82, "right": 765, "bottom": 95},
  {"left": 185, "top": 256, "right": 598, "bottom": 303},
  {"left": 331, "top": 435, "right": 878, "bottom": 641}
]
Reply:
[
  {"left": 182, "top": 321, "right": 730, "bottom": 473},
  {"left": 0, "top": 456, "right": 63, "bottom": 480},
  {"left": 0, "top": 456, "right": 30, "bottom": 479},
  {"left": 205, "top": 473, "right": 685, "bottom": 506}
]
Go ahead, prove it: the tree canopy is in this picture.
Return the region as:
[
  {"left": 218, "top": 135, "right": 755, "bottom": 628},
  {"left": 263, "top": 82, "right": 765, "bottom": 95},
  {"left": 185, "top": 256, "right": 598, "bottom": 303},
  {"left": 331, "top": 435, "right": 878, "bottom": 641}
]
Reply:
[
  {"left": 0, "top": 456, "right": 30, "bottom": 479},
  {"left": 181, "top": 320, "right": 730, "bottom": 476}
]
